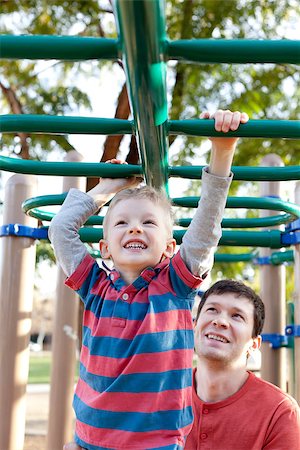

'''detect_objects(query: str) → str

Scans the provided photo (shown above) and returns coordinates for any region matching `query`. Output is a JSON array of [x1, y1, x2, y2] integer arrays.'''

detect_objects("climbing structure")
[[0, 1, 300, 449]]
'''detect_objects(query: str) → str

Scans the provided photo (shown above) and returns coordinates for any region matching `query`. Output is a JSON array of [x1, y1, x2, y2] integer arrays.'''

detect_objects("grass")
[[28, 352, 79, 384]]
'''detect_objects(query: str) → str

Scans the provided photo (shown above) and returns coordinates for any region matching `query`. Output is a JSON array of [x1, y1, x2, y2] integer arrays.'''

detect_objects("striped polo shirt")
[[65, 249, 202, 450]]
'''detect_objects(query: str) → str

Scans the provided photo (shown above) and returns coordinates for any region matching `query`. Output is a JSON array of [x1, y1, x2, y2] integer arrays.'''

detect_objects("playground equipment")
[[0, 1, 300, 449]]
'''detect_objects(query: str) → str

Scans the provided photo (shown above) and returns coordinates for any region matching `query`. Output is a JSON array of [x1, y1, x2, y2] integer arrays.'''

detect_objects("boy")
[[185, 279, 300, 449], [49, 110, 248, 450]]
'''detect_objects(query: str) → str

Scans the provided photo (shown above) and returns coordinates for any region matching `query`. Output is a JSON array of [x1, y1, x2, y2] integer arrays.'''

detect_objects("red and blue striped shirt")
[[66, 250, 203, 449]]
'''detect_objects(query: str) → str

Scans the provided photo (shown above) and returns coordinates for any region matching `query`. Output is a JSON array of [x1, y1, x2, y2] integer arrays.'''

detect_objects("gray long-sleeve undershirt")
[[48, 168, 232, 279]]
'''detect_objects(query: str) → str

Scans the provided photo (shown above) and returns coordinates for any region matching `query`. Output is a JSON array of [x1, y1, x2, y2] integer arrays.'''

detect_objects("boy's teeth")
[[125, 243, 146, 249], [207, 334, 228, 343]]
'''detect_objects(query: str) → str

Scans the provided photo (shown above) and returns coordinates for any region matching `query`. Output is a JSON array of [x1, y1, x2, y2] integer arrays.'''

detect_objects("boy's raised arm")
[[180, 110, 249, 278], [49, 159, 141, 277]]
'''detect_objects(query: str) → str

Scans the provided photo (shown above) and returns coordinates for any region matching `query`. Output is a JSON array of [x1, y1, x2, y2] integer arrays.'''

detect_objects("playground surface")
[[24, 384, 49, 450]]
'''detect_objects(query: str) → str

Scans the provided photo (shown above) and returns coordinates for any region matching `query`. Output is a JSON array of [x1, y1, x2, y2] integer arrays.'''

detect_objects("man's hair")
[[103, 185, 174, 237], [195, 279, 265, 337]]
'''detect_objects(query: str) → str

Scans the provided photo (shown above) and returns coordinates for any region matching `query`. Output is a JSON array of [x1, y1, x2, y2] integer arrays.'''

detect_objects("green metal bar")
[[1, 156, 300, 181], [22, 194, 300, 229], [178, 214, 293, 229], [167, 39, 300, 64], [0, 35, 119, 60], [2, 115, 299, 139], [0, 115, 134, 135], [173, 196, 300, 220], [270, 250, 294, 265], [169, 119, 300, 139], [38, 226, 285, 248], [214, 252, 256, 263], [170, 165, 300, 181], [113, 0, 169, 191]]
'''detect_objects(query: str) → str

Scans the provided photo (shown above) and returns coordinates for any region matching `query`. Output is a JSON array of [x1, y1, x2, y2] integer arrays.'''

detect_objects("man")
[[185, 279, 300, 449]]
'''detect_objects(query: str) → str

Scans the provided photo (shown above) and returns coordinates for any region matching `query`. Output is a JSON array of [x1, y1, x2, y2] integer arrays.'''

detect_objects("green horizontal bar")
[[2, 115, 299, 139], [77, 229, 285, 248], [270, 250, 294, 265], [173, 196, 300, 220], [169, 119, 300, 139], [0, 35, 119, 60], [1, 157, 300, 181], [22, 194, 300, 231], [214, 252, 256, 263], [178, 213, 292, 229], [170, 165, 300, 181], [0, 115, 134, 135], [167, 39, 300, 64]]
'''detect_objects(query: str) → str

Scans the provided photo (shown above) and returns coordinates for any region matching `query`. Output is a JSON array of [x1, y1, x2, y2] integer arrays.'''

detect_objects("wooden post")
[[46, 151, 86, 450], [259, 154, 287, 389], [293, 182, 300, 402], [0, 174, 38, 450]]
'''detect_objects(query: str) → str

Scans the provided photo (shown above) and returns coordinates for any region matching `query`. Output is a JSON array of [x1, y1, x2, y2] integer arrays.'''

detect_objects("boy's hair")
[[195, 279, 265, 337], [103, 185, 174, 237]]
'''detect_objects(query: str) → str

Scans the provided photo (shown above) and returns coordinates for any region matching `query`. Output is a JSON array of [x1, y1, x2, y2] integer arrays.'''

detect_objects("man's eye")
[[233, 313, 244, 320]]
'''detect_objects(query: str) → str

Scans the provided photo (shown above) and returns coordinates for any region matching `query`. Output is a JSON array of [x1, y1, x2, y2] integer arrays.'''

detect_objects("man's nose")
[[212, 316, 229, 328]]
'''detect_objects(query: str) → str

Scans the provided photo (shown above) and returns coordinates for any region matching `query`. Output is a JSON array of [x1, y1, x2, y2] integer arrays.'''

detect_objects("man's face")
[[194, 293, 260, 366], [99, 197, 175, 278]]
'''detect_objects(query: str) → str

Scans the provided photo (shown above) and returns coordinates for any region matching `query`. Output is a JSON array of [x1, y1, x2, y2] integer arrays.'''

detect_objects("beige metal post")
[[293, 182, 300, 402], [259, 154, 287, 389], [46, 151, 86, 450], [0, 174, 38, 450]]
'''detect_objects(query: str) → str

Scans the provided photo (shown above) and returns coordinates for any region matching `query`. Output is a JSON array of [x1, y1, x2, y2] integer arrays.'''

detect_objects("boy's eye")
[[144, 220, 156, 225], [115, 220, 126, 226], [206, 307, 216, 312]]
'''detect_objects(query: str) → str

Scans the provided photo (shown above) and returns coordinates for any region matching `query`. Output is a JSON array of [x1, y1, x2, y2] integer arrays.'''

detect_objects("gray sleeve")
[[180, 167, 232, 277], [48, 188, 98, 277]]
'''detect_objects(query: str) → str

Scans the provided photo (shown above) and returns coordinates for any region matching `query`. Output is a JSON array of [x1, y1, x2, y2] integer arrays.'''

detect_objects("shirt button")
[[201, 433, 208, 440], [203, 408, 209, 414], [122, 293, 129, 301], [110, 274, 114, 280]]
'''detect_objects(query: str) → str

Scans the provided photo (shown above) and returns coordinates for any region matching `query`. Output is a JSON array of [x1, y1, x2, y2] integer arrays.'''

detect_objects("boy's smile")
[[99, 198, 176, 284]]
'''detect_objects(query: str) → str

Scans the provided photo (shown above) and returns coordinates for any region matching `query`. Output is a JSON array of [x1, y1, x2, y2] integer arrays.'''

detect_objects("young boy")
[[49, 110, 248, 450]]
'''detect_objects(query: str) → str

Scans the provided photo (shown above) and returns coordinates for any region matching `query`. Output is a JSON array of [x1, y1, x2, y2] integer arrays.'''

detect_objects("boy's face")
[[194, 293, 261, 367], [99, 197, 176, 281]]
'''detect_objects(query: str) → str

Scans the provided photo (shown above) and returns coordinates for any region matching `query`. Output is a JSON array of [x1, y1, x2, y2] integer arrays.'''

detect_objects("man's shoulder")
[[249, 372, 299, 409]]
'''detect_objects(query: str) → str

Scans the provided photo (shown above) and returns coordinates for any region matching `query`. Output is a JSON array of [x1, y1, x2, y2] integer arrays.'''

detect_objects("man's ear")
[[247, 335, 262, 356], [163, 238, 176, 258], [99, 239, 111, 259]]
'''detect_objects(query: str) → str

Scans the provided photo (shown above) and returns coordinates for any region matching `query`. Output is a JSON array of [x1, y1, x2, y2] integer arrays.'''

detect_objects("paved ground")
[[24, 384, 49, 450]]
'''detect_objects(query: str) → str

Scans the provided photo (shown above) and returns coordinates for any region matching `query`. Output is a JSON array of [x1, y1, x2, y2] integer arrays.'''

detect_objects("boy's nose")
[[129, 224, 142, 234]]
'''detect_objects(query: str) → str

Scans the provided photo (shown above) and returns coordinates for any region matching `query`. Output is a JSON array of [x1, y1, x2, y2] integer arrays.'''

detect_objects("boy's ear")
[[99, 239, 111, 259], [163, 238, 176, 258]]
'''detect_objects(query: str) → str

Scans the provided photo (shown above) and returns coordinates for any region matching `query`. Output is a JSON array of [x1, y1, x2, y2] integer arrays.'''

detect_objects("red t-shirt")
[[185, 369, 300, 450]]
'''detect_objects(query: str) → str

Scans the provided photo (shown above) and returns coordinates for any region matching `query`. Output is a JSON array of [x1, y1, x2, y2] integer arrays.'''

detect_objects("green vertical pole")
[[113, 0, 169, 192]]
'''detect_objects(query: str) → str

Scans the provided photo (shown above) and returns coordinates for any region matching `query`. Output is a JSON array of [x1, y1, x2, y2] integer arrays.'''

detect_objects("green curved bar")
[[114, 0, 169, 191], [22, 194, 300, 229], [0, 35, 119, 60], [167, 40, 300, 64], [173, 196, 300, 221], [1, 156, 299, 181], [169, 119, 300, 139], [0, 115, 134, 135]]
